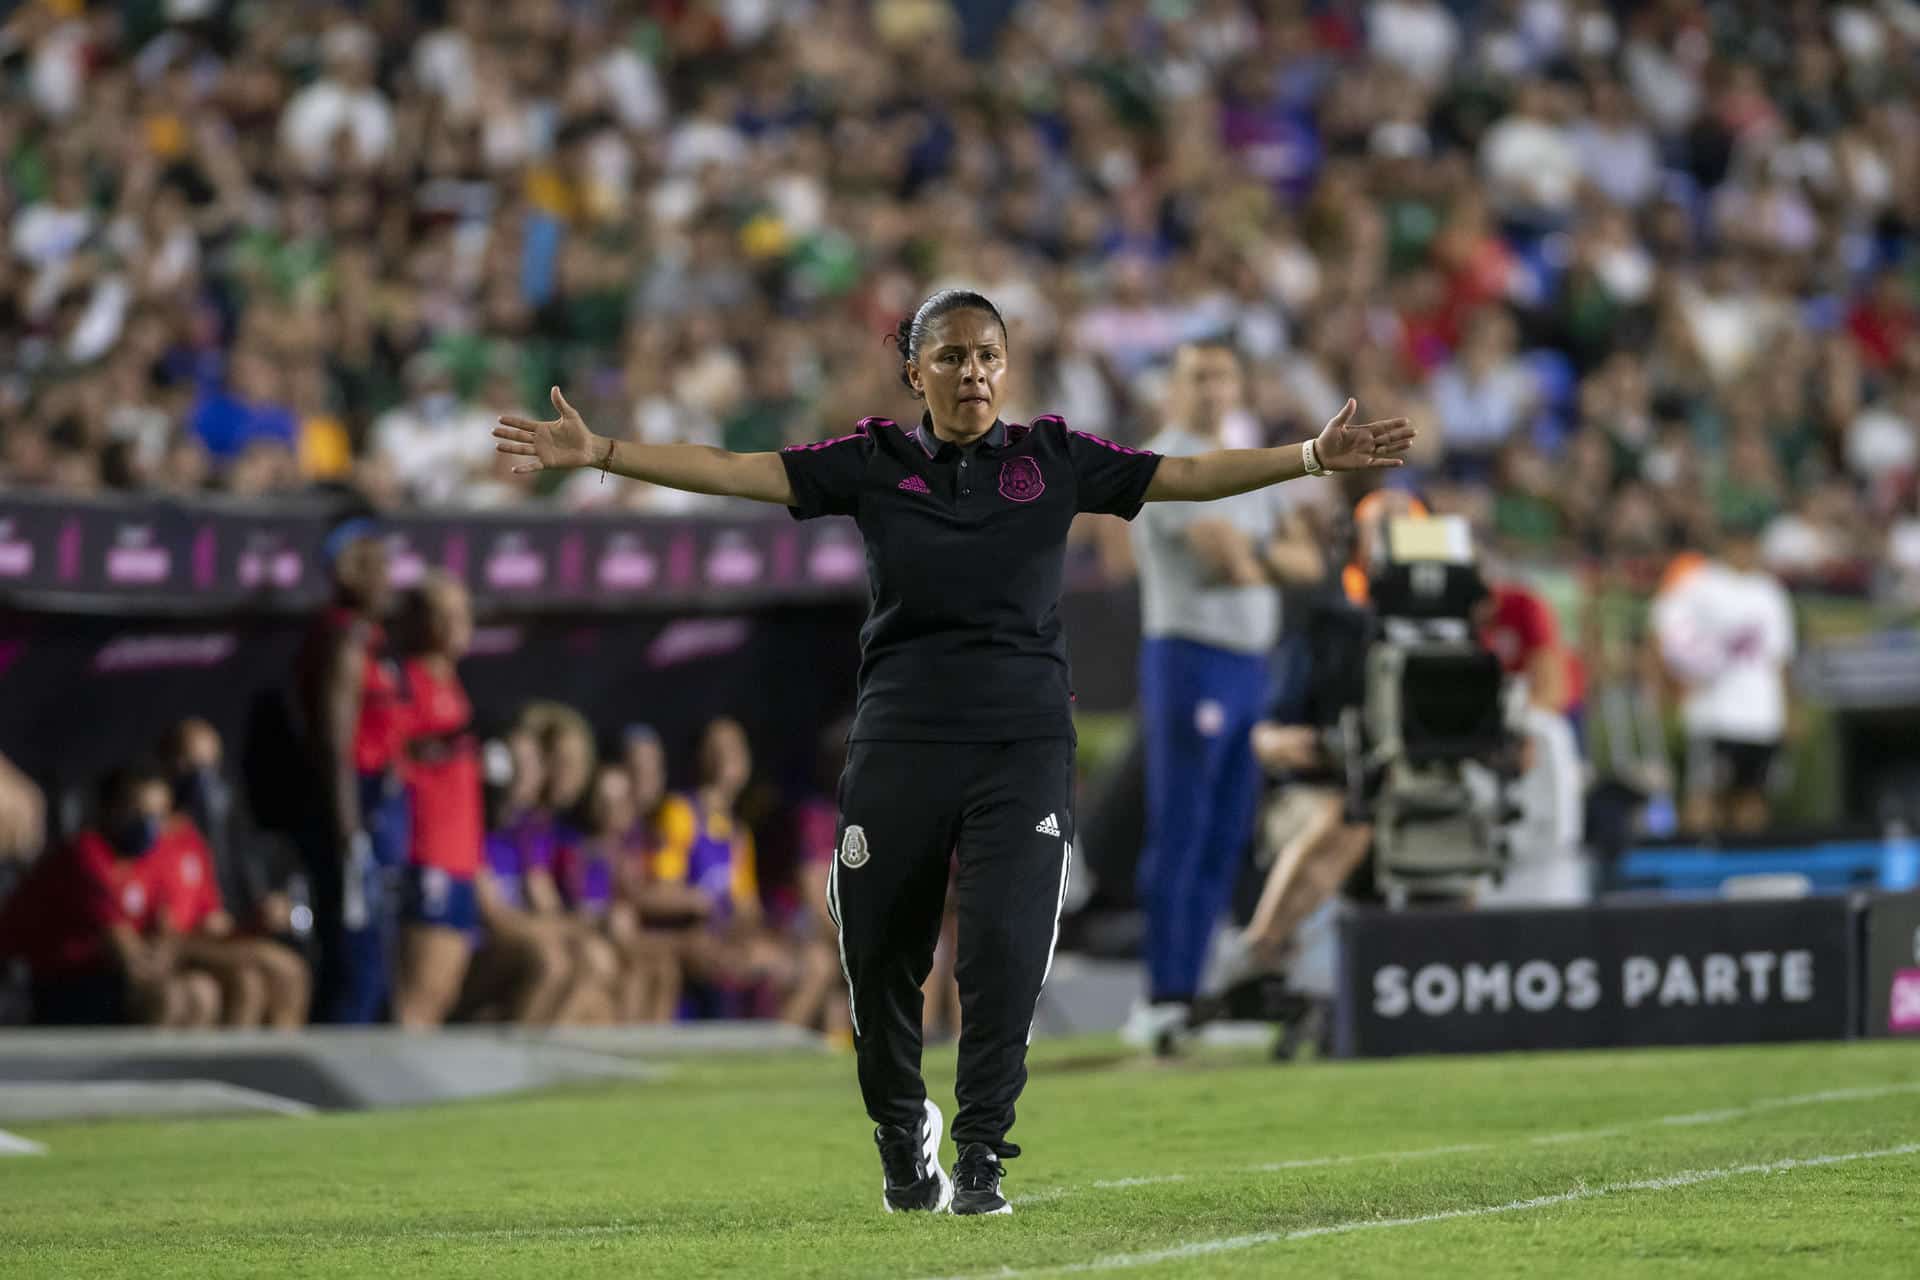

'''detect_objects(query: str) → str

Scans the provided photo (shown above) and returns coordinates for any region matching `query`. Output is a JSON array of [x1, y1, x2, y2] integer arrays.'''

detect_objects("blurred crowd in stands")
[[1, 0, 1918, 600]]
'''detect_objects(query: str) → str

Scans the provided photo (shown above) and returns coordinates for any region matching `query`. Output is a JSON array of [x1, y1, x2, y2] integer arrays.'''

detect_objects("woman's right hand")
[[493, 386, 603, 473]]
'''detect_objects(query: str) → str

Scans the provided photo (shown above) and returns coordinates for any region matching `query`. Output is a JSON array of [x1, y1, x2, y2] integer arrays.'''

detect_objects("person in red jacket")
[[391, 573, 485, 1028], [0, 763, 220, 1027]]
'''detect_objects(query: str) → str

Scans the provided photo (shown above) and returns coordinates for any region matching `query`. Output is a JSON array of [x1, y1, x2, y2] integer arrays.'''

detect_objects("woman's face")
[[546, 728, 595, 811], [336, 538, 392, 614], [588, 766, 637, 837], [506, 731, 544, 809], [699, 720, 752, 797], [428, 581, 473, 657], [625, 737, 665, 813], [908, 308, 1008, 438]]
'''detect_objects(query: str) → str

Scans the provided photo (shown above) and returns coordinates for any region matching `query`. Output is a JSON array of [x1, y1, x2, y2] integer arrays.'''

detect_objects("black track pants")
[[827, 739, 1074, 1158]]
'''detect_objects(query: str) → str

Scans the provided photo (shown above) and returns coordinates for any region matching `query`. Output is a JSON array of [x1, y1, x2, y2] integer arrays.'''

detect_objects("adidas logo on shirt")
[[1035, 813, 1061, 836]]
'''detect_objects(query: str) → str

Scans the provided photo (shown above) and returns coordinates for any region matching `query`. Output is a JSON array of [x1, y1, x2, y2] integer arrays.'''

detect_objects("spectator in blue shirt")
[[189, 347, 299, 462]]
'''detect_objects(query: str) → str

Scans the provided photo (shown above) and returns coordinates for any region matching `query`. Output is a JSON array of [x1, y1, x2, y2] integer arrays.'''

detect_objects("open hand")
[[493, 386, 601, 473], [1316, 399, 1416, 471]]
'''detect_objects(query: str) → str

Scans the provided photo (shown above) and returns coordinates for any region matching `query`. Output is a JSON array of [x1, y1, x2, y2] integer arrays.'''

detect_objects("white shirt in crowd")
[[1652, 560, 1796, 744], [11, 201, 94, 270], [1368, 0, 1460, 87], [1428, 360, 1536, 454], [371, 396, 498, 506], [1482, 114, 1582, 215], [280, 79, 396, 176], [1570, 119, 1661, 208]]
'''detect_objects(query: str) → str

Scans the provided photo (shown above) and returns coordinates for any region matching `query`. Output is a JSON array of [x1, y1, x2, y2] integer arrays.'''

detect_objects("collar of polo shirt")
[[915, 412, 1007, 458]]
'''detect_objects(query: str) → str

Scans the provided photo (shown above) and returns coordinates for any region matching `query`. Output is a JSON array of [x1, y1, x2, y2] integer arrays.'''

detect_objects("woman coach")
[[493, 289, 1414, 1216]]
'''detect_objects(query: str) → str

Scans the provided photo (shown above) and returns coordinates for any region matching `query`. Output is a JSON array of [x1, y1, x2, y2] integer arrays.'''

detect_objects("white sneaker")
[[877, 1099, 953, 1213], [1119, 1000, 1190, 1056]]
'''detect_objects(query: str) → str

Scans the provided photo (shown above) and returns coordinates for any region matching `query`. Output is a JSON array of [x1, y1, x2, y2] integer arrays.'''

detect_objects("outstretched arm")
[[1144, 400, 1414, 503], [494, 387, 795, 505]]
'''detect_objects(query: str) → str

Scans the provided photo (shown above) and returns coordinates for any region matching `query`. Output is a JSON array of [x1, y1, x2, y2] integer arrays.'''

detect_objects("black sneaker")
[[876, 1099, 952, 1214], [951, 1142, 1012, 1216]]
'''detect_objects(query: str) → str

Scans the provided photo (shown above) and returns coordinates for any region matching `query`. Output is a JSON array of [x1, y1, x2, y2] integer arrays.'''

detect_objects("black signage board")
[[1336, 897, 1857, 1057]]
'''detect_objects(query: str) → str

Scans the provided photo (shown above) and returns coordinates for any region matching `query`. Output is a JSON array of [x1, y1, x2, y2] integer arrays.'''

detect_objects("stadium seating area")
[[1, 0, 1916, 595], [3, 1, 1919, 1031]]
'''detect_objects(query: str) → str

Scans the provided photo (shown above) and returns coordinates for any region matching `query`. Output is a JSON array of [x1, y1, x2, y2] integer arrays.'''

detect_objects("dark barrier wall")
[[0, 493, 1123, 615], [0, 605, 863, 826], [0, 493, 871, 614], [1335, 898, 1858, 1057], [1863, 892, 1920, 1038]]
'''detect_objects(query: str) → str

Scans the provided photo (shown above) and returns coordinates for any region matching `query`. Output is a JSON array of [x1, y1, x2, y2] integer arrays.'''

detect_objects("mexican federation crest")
[[998, 456, 1045, 503], [839, 824, 871, 869]]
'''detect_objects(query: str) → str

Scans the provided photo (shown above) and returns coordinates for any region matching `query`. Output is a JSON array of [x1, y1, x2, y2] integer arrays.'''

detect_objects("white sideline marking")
[[1010, 1080, 1920, 1206], [927, 1144, 1920, 1280], [0, 1128, 46, 1156], [1253, 1141, 1491, 1173]]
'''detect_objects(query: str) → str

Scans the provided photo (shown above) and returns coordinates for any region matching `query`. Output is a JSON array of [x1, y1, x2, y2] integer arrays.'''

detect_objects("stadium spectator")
[[391, 574, 484, 1029], [0, 762, 221, 1028], [1428, 308, 1537, 481], [370, 352, 502, 508], [1652, 522, 1798, 834], [278, 23, 395, 179], [187, 345, 300, 475]]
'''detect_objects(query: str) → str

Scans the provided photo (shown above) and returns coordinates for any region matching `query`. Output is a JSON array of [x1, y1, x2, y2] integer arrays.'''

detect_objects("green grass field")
[[2, 1037, 1916, 1279]]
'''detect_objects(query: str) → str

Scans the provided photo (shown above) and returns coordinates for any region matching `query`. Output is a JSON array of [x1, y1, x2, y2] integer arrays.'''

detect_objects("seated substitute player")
[[559, 763, 683, 1023], [460, 725, 580, 1025], [650, 718, 808, 1020], [512, 708, 623, 1024], [151, 802, 312, 1031], [0, 763, 222, 1027], [493, 287, 1411, 1215]]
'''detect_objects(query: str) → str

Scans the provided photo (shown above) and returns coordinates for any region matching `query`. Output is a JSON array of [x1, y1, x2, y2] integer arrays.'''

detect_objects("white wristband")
[[1302, 438, 1326, 477]]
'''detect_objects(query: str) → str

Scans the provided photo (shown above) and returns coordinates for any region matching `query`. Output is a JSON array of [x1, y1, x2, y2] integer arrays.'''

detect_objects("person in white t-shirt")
[[1651, 523, 1796, 833]]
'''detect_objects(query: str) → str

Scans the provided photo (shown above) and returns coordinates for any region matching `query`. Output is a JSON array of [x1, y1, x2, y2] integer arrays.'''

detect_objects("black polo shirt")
[[780, 414, 1162, 742]]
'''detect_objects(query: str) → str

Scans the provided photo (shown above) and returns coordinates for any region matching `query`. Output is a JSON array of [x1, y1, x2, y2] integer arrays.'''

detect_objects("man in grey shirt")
[[1124, 340, 1326, 1052]]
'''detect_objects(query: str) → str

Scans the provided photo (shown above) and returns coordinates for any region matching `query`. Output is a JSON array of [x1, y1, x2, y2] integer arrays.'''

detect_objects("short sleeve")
[[730, 829, 759, 910], [650, 796, 697, 883], [1514, 591, 1558, 652], [779, 422, 875, 521], [1052, 417, 1162, 519]]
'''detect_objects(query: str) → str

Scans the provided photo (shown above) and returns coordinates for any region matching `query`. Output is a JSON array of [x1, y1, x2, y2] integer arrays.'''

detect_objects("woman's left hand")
[[1316, 399, 1416, 471]]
